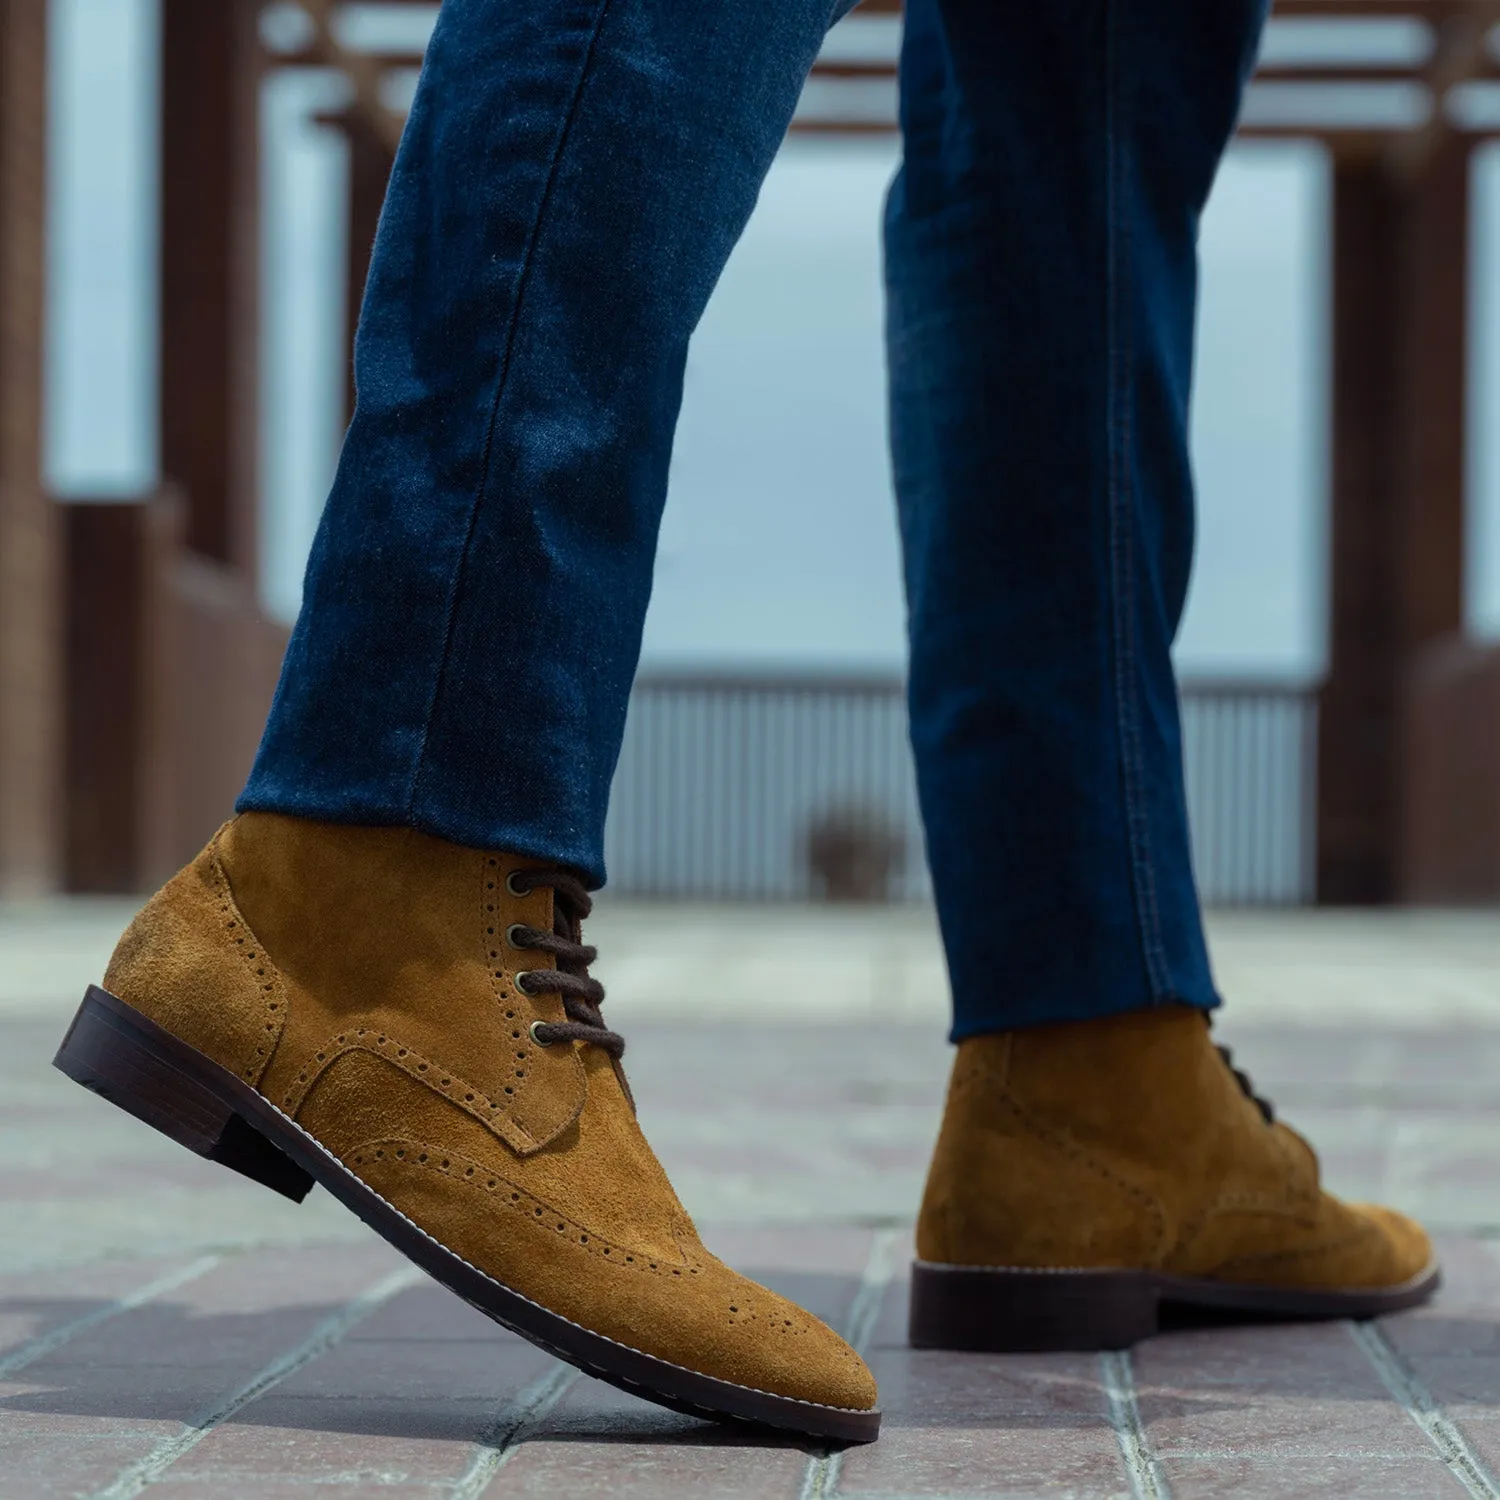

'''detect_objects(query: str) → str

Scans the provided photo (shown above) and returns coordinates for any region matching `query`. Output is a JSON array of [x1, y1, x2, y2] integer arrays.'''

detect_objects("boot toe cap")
[[1226, 1198, 1437, 1292], [1347, 1202, 1436, 1287], [666, 1262, 879, 1412]]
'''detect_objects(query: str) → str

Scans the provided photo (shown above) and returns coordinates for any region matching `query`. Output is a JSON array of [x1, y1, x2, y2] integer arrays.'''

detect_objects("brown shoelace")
[[1217, 1043, 1275, 1124], [508, 868, 625, 1059]]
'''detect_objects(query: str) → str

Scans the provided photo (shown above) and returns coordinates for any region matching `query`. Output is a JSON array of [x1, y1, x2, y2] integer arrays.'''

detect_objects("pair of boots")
[[55, 816, 1436, 1444]]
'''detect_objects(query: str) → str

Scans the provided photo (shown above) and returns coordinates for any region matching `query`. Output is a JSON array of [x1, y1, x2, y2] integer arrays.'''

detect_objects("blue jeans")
[[241, 0, 1270, 1038]]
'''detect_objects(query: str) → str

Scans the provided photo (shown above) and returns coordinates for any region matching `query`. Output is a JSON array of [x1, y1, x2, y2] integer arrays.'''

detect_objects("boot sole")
[[54, 986, 880, 1445], [909, 1256, 1441, 1352]]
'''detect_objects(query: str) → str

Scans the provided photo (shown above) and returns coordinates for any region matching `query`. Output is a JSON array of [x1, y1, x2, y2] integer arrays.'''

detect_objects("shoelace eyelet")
[[528, 1020, 555, 1047], [495, 867, 626, 1065]]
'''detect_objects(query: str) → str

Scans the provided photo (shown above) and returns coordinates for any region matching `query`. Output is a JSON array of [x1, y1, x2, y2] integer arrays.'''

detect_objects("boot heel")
[[54, 986, 314, 1203], [908, 1261, 1162, 1352]]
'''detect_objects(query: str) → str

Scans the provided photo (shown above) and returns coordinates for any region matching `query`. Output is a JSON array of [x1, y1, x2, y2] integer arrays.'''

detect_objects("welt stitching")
[[255, 1092, 869, 1414], [404, 0, 618, 813], [1103, 0, 1170, 999]]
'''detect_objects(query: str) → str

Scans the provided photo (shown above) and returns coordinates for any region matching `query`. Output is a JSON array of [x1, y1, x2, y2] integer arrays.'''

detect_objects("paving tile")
[[1134, 1316, 1480, 1500], [0, 1241, 408, 1498], [1164, 1453, 1467, 1498], [1373, 1236, 1500, 1369], [490, 1378, 814, 1500], [1137, 1322, 1432, 1461], [0, 1155, 255, 1201], [1415, 1414, 1500, 1483], [840, 1415, 1131, 1499], [840, 1262, 1128, 1498], [144, 1481, 443, 1500], [6, 905, 1500, 1496], [1400, 1334, 1500, 1404], [148, 1286, 562, 1499], [0, 1253, 213, 1365], [1366, 1239, 1500, 1477]]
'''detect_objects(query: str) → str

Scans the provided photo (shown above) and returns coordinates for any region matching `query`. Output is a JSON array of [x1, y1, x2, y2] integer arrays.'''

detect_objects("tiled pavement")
[[1, 900, 1499, 1497]]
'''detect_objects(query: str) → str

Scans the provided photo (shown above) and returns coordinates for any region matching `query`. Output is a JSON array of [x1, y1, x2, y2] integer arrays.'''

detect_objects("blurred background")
[[2, 0, 1499, 910], [4, 17, 1500, 1478]]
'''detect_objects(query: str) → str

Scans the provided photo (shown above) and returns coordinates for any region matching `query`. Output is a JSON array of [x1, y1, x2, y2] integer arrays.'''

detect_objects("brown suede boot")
[[53, 814, 878, 1442], [910, 1005, 1437, 1351]]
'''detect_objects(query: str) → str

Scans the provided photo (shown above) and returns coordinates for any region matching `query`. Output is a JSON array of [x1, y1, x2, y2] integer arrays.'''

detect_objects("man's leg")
[[886, 0, 1437, 1350], [53, 0, 880, 1441], [242, 0, 843, 884]]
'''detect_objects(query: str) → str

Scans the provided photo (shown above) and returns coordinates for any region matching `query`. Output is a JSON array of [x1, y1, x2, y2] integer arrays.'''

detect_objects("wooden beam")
[[1387, 0, 1500, 180], [298, 0, 406, 154], [1394, 135, 1470, 650], [263, 3, 1500, 150], [1318, 157, 1403, 904], [0, 0, 56, 894], [62, 498, 181, 893]]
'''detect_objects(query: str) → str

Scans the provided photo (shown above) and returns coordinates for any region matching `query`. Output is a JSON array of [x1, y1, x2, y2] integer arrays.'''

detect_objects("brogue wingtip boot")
[[908, 1005, 1437, 1353], [54, 813, 879, 1442]]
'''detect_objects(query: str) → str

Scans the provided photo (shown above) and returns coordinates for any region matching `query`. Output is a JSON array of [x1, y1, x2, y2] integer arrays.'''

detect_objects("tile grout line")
[[0, 1254, 221, 1382], [448, 1362, 580, 1499], [1101, 1349, 1172, 1500], [799, 1227, 902, 1500], [87, 1262, 425, 1500], [1349, 1319, 1500, 1500]]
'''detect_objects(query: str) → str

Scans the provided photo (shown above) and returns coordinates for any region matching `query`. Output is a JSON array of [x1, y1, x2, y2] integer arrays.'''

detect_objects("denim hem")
[[947, 985, 1223, 1045], [235, 786, 607, 886]]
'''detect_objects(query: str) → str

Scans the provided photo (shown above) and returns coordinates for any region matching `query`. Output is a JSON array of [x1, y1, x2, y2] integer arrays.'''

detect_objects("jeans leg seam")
[[1104, 0, 1171, 1000], [403, 0, 618, 820]]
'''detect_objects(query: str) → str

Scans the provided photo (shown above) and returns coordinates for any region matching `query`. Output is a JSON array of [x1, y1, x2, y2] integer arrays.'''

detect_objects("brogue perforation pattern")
[[209, 846, 286, 1087]]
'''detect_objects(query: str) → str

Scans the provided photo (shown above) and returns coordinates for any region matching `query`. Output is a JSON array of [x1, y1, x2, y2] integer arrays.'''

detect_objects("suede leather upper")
[[104, 814, 876, 1413], [917, 1005, 1433, 1291]]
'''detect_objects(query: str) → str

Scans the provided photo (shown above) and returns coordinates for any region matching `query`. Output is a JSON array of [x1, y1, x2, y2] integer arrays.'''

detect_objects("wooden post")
[[63, 496, 181, 893], [1317, 137, 1471, 903], [0, 0, 55, 894], [1392, 135, 1469, 655], [1318, 151, 1404, 904], [160, 0, 261, 574]]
